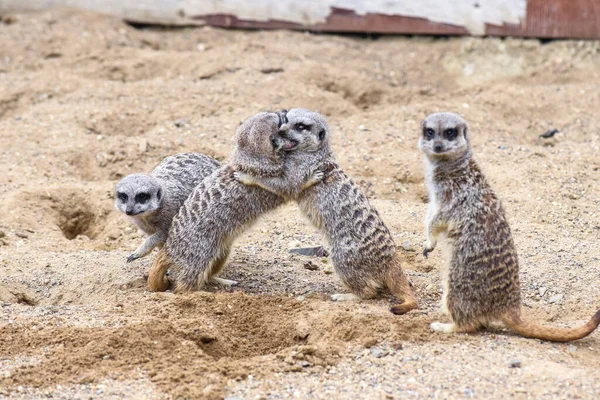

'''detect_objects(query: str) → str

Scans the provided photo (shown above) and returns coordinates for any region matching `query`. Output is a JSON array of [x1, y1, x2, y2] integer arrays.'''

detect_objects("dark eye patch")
[[423, 128, 435, 139], [295, 123, 311, 131], [443, 128, 458, 140], [117, 192, 128, 202], [135, 192, 151, 203]]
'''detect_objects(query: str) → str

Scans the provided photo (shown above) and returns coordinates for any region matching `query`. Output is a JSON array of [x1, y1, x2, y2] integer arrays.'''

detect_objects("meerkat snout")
[[114, 174, 163, 217], [419, 112, 470, 160]]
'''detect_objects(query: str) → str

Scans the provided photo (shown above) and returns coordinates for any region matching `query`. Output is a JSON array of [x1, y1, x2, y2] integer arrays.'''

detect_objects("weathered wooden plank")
[[1, 0, 599, 39]]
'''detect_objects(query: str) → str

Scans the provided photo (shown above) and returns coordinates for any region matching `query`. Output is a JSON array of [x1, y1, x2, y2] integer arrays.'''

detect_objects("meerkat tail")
[[147, 248, 173, 292], [386, 259, 419, 315], [501, 308, 600, 342]]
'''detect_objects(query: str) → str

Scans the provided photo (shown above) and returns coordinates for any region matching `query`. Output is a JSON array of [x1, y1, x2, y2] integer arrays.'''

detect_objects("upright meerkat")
[[147, 111, 323, 292], [114, 153, 220, 263], [420, 112, 600, 341], [235, 109, 419, 314]]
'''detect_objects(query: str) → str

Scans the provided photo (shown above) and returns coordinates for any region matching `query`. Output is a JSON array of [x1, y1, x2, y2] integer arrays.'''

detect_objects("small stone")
[[538, 287, 547, 296], [174, 118, 188, 128], [303, 261, 318, 271], [287, 240, 303, 249], [509, 359, 521, 368], [299, 360, 310, 368], [549, 294, 563, 303], [138, 138, 148, 153], [15, 231, 28, 238], [0, 230, 5, 238], [568, 345, 577, 354], [362, 337, 377, 348], [323, 266, 334, 275], [370, 348, 388, 358], [392, 342, 403, 351], [102, 355, 110, 360], [401, 240, 413, 252], [290, 246, 329, 257]]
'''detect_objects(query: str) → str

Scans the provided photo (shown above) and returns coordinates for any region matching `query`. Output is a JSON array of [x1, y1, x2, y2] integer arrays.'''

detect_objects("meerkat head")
[[235, 111, 297, 160], [114, 174, 163, 217], [279, 108, 330, 153], [419, 112, 470, 161]]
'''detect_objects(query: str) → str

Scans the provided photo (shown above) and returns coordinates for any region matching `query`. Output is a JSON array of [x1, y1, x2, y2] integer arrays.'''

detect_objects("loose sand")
[[0, 8, 599, 400]]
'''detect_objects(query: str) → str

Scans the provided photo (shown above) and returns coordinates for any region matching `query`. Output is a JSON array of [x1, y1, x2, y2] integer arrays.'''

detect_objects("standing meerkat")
[[420, 112, 600, 341], [114, 153, 220, 263], [148, 111, 324, 292], [235, 109, 419, 314]]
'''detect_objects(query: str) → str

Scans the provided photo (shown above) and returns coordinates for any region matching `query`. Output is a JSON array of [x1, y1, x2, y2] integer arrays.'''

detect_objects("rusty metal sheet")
[[192, 1, 600, 39], [1, 0, 599, 39]]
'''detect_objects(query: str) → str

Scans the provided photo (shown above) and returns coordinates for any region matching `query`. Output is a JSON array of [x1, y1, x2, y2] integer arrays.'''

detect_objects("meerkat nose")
[[434, 143, 444, 153], [126, 209, 134, 215]]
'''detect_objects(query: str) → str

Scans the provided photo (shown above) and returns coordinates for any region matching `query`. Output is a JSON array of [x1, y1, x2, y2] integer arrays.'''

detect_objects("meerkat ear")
[[157, 188, 163, 201], [462, 124, 470, 142]]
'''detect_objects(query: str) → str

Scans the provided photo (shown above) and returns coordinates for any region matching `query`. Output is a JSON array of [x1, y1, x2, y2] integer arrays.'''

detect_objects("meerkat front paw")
[[126, 253, 140, 263], [233, 171, 256, 186], [423, 240, 436, 258]]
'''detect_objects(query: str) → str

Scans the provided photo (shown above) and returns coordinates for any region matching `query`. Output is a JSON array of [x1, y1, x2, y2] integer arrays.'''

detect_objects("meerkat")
[[114, 153, 220, 263], [420, 112, 600, 341], [234, 109, 419, 314], [147, 110, 324, 292]]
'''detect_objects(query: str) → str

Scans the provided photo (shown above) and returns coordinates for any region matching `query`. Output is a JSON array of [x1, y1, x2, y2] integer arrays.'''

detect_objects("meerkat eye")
[[424, 128, 435, 139], [318, 129, 326, 141], [444, 128, 458, 140], [117, 192, 128, 202], [295, 123, 310, 131], [135, 192, 151, 203]]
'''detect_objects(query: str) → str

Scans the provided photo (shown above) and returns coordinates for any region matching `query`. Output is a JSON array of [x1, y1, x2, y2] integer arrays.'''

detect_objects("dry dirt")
[[1, 8, 600, 400]]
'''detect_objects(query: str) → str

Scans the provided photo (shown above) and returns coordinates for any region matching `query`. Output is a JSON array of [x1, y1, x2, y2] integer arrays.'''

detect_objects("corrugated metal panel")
[[1, 0, 599, 39], [192, 1, 600, 39]]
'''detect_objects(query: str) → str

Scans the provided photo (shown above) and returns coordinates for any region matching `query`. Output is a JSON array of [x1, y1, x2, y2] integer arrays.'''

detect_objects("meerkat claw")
[[423, 247, 431, 258], [126, 254, 139, 263], [233, 171, 254, 185]]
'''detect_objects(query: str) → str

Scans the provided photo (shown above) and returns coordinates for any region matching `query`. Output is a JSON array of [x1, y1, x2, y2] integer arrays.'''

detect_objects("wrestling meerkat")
[[235, 109, 418, 314], [147, 111, 324, 292], [114, 153, 220, 263], [420, 112, 600, 341]]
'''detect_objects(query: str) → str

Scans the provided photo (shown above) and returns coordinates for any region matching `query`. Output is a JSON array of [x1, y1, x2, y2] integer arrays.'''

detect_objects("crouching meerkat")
[[147, 110, 324, 292], [235, 109, 419, 314], [114, 153, 220, 263], [420, 112, 600, 341]]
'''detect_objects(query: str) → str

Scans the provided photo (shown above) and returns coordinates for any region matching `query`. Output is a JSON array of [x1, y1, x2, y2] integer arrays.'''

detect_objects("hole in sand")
[[57, 202, 98, 240]]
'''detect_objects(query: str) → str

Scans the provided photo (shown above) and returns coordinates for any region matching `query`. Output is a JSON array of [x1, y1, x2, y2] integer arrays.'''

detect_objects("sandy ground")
[[1, 8, 600, 400]]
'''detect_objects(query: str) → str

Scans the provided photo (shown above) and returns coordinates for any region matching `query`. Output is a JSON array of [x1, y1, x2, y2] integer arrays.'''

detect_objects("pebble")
[[15, 231, 28, 238], [548, 294, 563, 303], [401, 240, 413, 252], [138, 138, 148, 152], [299, 360, 310, 368], [370, 348, 389, 358], [174, 118, 188, 128], [362, 337, 378, 348], [0, 230, 5, 238], [509, 359, 522, 368], [303, 261, 318, 271], [538, 287, 547, 296]]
